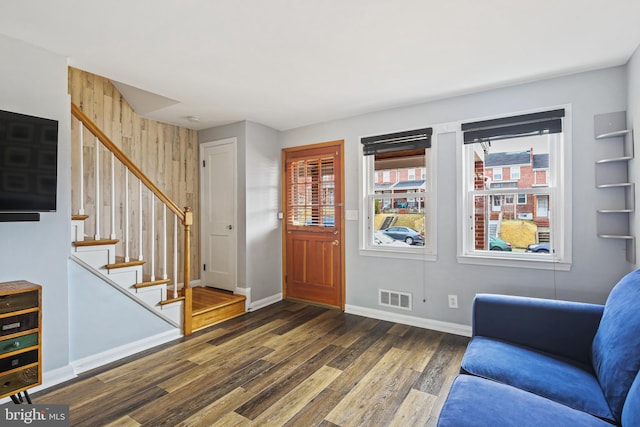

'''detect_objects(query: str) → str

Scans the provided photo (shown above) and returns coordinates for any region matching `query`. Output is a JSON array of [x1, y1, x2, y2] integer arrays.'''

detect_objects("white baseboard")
[[70, 329, 183, 375], [345, 304, 472, 337], [249, 292, 282, 311]]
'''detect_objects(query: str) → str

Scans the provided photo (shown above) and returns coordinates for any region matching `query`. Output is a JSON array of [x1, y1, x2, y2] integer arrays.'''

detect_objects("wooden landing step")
[[190, 287, 246, 332]]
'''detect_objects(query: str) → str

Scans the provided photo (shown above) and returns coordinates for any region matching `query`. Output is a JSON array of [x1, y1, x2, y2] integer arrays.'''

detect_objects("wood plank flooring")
[[32, 301, 469, 426]]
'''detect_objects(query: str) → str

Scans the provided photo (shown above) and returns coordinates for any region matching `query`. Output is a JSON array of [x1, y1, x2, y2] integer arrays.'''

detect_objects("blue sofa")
[[438, 269, 640, 427]]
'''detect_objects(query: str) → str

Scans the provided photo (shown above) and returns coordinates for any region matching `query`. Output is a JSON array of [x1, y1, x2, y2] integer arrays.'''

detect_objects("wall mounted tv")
[[0, 109, 58, 213]]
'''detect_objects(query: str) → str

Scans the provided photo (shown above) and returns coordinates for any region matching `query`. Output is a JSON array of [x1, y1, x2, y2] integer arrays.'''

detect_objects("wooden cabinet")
[[0, 281, 41, 400]]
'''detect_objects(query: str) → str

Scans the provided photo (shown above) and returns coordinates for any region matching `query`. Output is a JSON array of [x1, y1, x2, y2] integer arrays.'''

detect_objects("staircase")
[[70, 103, 245, 336], [380, 215, 397, 230]]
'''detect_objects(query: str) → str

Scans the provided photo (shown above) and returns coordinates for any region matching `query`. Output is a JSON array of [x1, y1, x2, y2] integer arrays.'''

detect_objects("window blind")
[[462, 109, 565, 144], [361, 128, 432, 156]]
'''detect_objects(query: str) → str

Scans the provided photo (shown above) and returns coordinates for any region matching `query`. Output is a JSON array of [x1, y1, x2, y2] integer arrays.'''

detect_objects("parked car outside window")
[[374, 231, 411, 247], [381, 226, 424, 245], [489, 236, 512, 251], [526, 242, 550, 253]]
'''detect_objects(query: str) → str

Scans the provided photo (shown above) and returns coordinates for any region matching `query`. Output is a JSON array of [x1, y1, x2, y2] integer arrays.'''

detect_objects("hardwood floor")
[[32, 301, 469, 426]]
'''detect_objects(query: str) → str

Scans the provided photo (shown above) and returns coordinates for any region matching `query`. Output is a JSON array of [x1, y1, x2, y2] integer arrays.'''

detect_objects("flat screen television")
[[0, 109, 58, 212]]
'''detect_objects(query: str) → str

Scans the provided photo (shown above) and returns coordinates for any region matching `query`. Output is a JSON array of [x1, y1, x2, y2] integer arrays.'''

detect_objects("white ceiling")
[[1, 1, 639, 131]]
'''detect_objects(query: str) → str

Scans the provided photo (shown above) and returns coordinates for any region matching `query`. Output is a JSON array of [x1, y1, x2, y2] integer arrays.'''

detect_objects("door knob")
[[332, 240, 340, 246], [227, 225, 233, 230]]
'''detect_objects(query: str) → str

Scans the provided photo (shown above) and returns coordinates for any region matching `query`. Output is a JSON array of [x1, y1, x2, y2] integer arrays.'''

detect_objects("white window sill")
[[457, 253, 571, 271], [360, 247, 437, 261]]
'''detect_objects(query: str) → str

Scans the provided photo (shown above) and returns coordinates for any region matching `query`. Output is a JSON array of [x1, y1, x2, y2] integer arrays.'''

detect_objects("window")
[[510, 166, 520, 180], [493, 167, 503, 181], [362, 128, 434, 258], [287, 156, 336, 228], [492, 195, 502, 211], [458, 108, 571, 270]]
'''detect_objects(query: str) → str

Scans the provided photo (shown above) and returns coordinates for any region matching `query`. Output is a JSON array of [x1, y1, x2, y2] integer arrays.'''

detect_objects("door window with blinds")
[[362, 128, 435, 256], [458, 107, 571, 270], [287, 156, 336, 229]]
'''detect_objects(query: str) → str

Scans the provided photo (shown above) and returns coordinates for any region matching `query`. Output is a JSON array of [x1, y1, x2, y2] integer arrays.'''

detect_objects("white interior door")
[[200, 138, 237, 291]]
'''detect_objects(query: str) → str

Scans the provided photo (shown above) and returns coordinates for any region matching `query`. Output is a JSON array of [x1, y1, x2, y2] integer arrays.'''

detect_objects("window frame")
[[360, 133, 436, 260], [510, 166, 521, 180], [493, 167, 503, 181], [456, 106, 572, 271]]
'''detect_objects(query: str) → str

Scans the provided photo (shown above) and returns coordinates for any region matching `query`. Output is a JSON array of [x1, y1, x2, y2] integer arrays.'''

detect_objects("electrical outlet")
[[448, 295, 459, 309]]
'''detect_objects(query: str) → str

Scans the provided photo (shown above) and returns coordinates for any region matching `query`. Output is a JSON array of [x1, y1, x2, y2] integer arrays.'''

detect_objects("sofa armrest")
[[473, 294, 604, 366]]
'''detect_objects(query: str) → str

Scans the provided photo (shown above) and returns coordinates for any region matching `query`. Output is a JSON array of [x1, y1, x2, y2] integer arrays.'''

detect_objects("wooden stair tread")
[[71, 214, 89, 221], [135, 276, 172, 289], [74, 238, 119, 247], [160, 296, 185, 306], [106, 257, 145, 270]]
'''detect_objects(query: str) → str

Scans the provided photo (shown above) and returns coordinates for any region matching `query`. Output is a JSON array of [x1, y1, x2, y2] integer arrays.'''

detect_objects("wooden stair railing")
[[71, 103, 194, 335]]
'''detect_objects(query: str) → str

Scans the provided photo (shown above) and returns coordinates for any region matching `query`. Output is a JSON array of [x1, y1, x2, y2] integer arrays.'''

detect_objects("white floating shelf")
[[596, 156, 633, 164], [595, 129, 632, 139], [597, 209, 633, 213], [596, 182, 633, 189]]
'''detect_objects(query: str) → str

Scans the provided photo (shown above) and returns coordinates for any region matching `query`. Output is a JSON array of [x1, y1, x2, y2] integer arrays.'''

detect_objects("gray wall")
[[281, 66, 633, 326], [628, 44, 640, 265], [245, 122, 282, 301], [199, 121, 282, 302], [0, 35, 71, 371], [69, 260, 174, 360]]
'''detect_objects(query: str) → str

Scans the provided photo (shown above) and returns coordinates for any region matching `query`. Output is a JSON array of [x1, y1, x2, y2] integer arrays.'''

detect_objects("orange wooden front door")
[[283, 141, 344, 308]]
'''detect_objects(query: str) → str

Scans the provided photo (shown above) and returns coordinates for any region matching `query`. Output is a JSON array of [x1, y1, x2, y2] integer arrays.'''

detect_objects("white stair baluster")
[[150, 194, 155, 282], [173, 214, 178, 298], [110, 153, 116, 240], [138, 180, 143, 261], [124, 168, 130, 262], [162, 205, 167, 280], [78, 121, 85, 215], [94, 137, 100, 240]]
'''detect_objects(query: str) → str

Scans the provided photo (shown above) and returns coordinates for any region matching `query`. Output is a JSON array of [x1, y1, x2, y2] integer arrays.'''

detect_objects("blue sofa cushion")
[[592, 269, 640, 421], [622, 371, 640, 427], [461, 337, 614, 421], [437, 375, 612, 427], [472, 294, 603, 366]]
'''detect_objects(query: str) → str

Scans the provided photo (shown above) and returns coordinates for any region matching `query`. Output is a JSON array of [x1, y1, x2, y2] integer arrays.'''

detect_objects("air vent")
[[379, 289, 412, 311]]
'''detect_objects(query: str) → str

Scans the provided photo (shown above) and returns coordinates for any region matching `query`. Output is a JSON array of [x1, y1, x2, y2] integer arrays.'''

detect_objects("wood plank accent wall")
[[69, 67, 200, 282]]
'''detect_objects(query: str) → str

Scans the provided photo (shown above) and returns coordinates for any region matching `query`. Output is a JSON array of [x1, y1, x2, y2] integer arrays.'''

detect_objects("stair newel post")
[[138, 180, 143, 261], [94, 137, 101, 240], [173, 214, 178, 299], [110, 152, 116, 240], [150, 194, 155, 282], [162, 205, 167, 280], [124, 168, 130, 262], [78, 120, 85, 216], [183, 207, 193, 336]]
